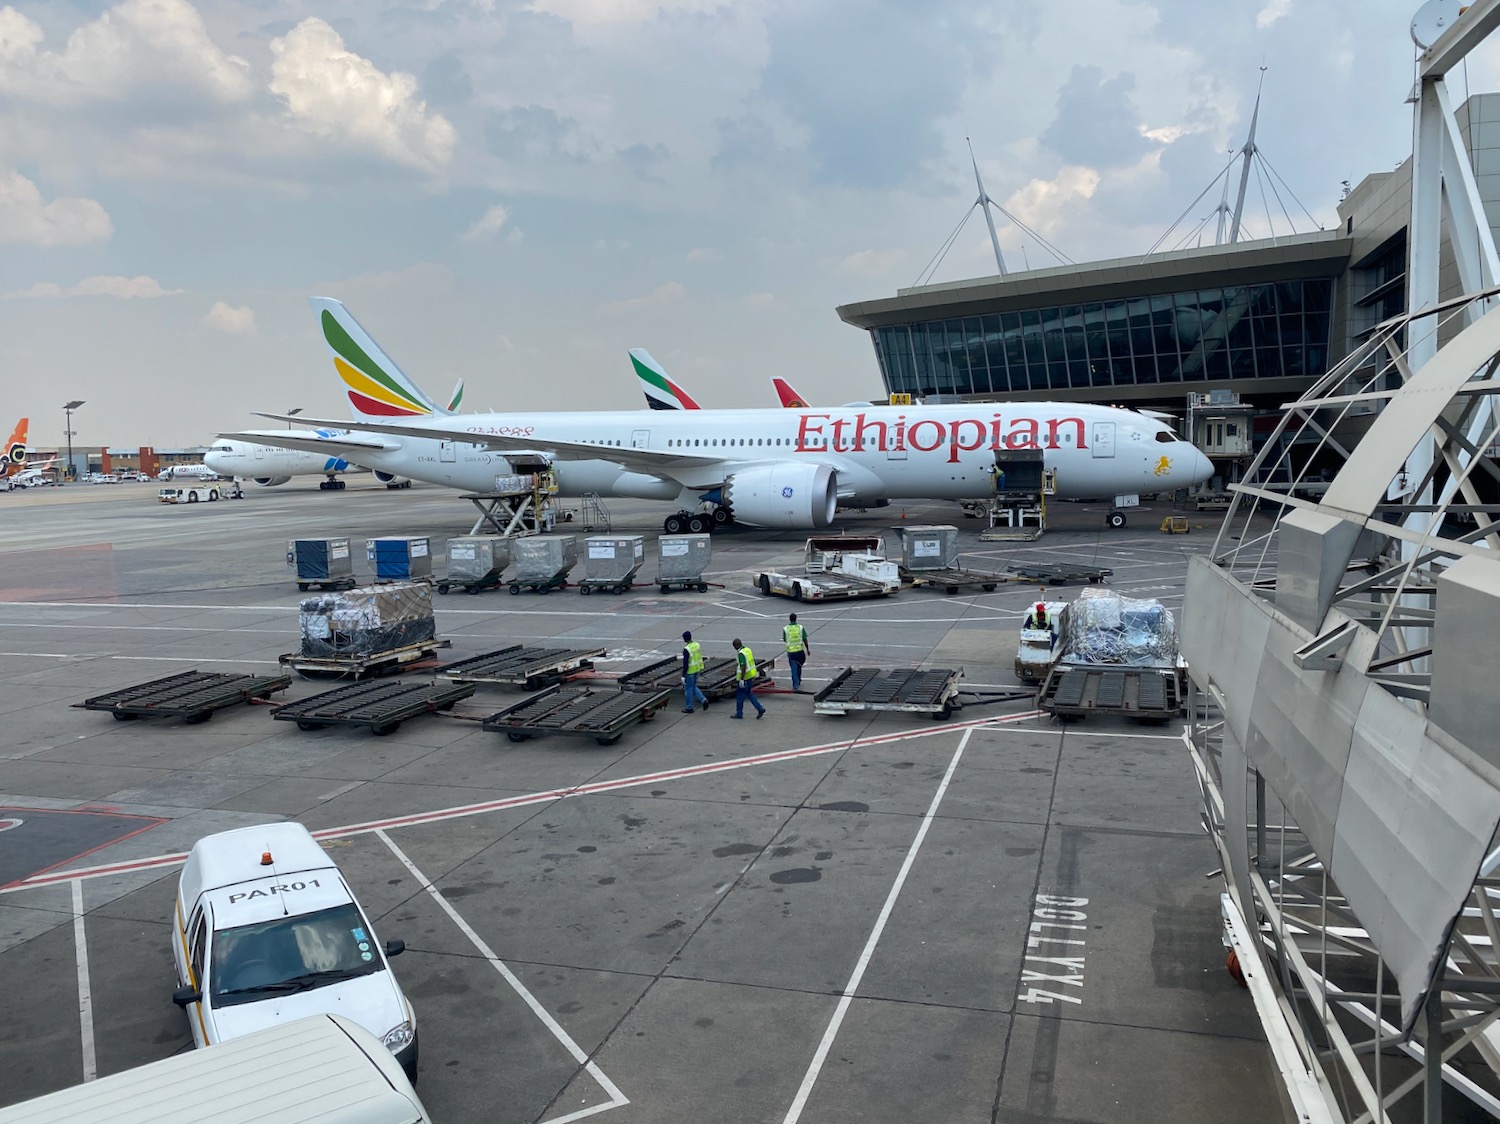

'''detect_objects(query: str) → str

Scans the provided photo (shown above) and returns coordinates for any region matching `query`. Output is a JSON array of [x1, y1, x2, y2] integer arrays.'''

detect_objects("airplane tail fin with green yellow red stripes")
[[310, 297, 443, 421]]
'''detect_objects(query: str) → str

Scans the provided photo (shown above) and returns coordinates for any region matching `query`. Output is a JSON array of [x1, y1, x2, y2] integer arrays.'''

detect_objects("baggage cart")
[[435, 645, 607, 691], [509, 534, 578, 594], [76, 670, 291, 725], [482, 685, 672, 746], [1006, 563, 1114, 585], [578, 534, 645, 595], [288, 538, 356, 592], [438, 535, 511, 594], [656, 533, 711, 592], [273, 679, 476, 735], [618, 654, 777, 700], [813, 667, 964, 720], [366, 537, 432, 581]]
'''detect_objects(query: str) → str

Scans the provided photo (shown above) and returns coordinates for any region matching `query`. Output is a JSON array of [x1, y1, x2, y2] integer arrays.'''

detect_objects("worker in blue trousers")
[[730, 638, 766, 719], [681, 630, 710, 713], [782, 612, 810, 692]]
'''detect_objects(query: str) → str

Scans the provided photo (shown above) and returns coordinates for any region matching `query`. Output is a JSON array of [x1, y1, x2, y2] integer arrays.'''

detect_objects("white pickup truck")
[[755, 534, 902, 602]]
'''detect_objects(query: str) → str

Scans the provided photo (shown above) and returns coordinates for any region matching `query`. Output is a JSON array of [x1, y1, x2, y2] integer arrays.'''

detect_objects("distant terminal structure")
[[834, 91, 1500, 490]]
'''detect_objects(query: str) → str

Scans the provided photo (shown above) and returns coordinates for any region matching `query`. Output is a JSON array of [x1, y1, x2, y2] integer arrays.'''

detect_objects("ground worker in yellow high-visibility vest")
[[731, 638, 765, 719], [680, 630, 710, 713], [782, 612, 811, 692]]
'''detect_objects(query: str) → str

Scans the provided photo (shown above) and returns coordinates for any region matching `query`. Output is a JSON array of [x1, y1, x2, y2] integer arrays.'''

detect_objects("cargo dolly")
[[1006, 563, 1114, 585], [278, 638, 452, 680], [657, 576, 711, 594], [814, 667, 965, 720], [900, 565, 1007, 595], [435, 645, 606, 691], [273, 679, 477, 735], [617, 655, 777, 699], [1036, 664, 1186, 723], [482, 685, 673, 745], [508, 574, 571, 595], [436, 573, 506, 596], [577, 575, 637, 595], [76, 670, 292, 724]]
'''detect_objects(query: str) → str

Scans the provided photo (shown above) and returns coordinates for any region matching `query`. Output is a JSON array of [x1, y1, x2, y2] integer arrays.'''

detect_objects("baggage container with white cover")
[[509, 534, 578, 594], [288, 537, 355, 592], [0, 1014, 431, 1124], [899, 525, 960, 571], [439, 535, 511, 594], [656, 533, 711, 592], [579, 534, 645, 594], [296, 582, 436, 660], [367, 537, 432, 581]]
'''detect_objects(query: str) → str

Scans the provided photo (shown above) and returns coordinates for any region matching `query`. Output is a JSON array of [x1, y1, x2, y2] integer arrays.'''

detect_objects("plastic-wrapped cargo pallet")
[[367, 537, 432, 580], [298, 583, 435, 658], [900, 525, 959, 571], [657, 534, 711, 588], [1061, 587, 1177, 667], [584, 535, 645, 582], [446, 536, 510, 583], [513, 535, 578, 582]]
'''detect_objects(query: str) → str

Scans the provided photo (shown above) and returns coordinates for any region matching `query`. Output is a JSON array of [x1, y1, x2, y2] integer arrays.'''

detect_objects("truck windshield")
[[210, 903, 384, 1006]]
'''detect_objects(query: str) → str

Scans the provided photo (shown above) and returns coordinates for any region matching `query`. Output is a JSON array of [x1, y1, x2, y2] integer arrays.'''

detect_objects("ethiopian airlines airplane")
[[224, 298, 1213, 533]]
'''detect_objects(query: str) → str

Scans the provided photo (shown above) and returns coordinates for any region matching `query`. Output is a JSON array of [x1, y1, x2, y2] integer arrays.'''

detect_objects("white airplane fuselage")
[[276, 402, 1211, 506], [204, 438, 359, 485]]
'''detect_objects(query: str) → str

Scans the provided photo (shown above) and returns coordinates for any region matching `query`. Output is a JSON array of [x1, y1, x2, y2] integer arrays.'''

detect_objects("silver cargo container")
[[584, 535, 646, 583], [445, 535, 511, 583], [657, 534, 712, 580], [512, 534, 579, 582], [900, 525, 960, 571]]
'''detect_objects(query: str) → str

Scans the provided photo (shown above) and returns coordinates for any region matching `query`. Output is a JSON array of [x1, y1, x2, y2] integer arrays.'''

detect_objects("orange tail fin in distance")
[[771, 377, 809, 409], [1, 418, 28, 478]]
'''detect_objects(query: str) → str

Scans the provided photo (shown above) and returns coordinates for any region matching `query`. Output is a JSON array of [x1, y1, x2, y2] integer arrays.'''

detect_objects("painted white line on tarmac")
[[781, 726, 973, 1124], [4, 711, 1045, 895], [376, 830, 628, 1124], [317, 781, 364, 802], [72, 879, 97, 1082]]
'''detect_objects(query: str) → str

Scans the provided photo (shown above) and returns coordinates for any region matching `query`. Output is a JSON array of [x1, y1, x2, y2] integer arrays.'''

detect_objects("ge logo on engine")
[[781, 486, 794, 498]]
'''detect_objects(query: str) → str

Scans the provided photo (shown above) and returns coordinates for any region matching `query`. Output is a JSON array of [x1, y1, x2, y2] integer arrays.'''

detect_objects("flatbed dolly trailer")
[[617, 654, 777, 699], [274, 679, 476, 735], [76, 670, 291, 724], [1036, 662, 1187, 722], [1006, 563, 1114, 586], [756, 534, 901, 602], [435, 644, 606, 691], [482, 685, 673, 745], [278, 637, 451, 680], [901, 566, 1006, 595], [814, 667, 965, 720]]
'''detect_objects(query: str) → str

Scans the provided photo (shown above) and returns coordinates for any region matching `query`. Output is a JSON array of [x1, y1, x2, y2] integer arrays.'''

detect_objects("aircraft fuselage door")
[[631, 429, 650, 449], [253, 445, 264, 460], [440, 441, 456, 463], [1091, 421, 1116, 458]]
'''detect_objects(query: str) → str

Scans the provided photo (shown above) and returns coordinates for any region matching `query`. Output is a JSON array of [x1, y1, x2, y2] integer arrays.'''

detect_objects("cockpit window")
[[1154, 430, 1179, 444], [211, 444, 233, 452]]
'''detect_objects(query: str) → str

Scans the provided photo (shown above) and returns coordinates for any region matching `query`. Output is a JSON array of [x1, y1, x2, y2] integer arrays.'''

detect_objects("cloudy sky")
[[0, 0, 1484, 447]]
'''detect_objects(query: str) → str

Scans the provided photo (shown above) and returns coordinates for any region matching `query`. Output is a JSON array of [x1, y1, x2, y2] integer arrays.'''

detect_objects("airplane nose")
[[1187, 446, 1213, 485]]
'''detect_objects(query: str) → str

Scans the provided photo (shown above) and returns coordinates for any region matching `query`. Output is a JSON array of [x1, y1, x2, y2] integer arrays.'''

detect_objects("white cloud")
[[5, 275, 180, 299], [202, 300, 254, 332], [1003, 165, 1102, 237], [528, 0, 734, 28], [269, 19, 457, 173], [1256, 0, 1293, 29], [462, 203, 510, 242], [830, 248, 905, 278], [605, 280, 686, 311], [686, 247, 720, 263], [0, 0, 252, 104], [0, 168, 113, 246]]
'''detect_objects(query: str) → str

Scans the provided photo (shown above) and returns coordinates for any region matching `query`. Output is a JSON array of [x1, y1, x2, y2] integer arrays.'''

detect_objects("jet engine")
[[374, 471, 412, 490], [251, 476, 291, 487], [722, 462, 836, 529]]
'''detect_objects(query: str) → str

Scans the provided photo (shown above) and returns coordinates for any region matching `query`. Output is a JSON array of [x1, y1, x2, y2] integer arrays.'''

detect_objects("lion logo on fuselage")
[[1153, 455, 1172, 477]]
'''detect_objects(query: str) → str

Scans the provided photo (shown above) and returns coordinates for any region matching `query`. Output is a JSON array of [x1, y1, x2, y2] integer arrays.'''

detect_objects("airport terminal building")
[[834, 93, 1500, 460]]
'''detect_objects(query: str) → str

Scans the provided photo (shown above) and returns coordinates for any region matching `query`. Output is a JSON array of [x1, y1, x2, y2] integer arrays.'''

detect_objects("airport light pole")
[[63, 400, 85, 481], [287, 407, 303, 430]]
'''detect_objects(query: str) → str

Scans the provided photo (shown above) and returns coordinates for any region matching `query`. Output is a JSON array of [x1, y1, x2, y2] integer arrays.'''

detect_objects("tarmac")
[[0, 479, 1286, 1123]]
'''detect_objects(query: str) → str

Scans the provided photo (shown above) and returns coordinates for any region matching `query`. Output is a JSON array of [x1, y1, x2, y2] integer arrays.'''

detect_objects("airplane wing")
[[254, 414, 727, 480], [218, 430, 394, 457]]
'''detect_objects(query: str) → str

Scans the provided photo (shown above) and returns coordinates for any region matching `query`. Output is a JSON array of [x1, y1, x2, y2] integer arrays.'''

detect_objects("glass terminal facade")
[[872, 278, 1335, 397]]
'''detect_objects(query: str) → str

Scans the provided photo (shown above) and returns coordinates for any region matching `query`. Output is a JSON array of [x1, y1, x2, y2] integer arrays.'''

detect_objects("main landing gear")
[[663, 507, 733, 535], [319, 479, 347, 491]]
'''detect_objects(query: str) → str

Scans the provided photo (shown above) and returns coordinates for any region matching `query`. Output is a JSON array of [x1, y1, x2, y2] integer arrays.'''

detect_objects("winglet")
[[771, 377, 809, 409], [1, 417, 28, 478], [309, 297, 441, 421], [630, 348, 701, 411]]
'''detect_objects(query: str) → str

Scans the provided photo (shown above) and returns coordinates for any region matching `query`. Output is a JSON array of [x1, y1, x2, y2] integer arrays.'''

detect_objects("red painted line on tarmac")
[[4, 710, 1043, 893]]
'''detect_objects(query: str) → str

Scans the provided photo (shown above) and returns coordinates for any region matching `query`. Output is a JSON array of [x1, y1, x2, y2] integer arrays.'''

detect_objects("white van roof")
[[182, 823, 334, 904], [0, 1015, 428, 1124]]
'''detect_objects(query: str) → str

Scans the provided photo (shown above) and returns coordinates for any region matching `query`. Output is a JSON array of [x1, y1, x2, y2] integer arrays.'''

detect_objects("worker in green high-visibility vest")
[[782, 612, 811, 692], [731, 638, 766, 719], [681, 630, 710, 713]]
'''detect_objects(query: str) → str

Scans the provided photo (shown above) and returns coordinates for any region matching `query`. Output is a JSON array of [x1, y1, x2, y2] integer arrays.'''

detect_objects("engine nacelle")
[[374, 470, 411, 490], [252, 476, 291, 487], [723, 462, 836, 529]]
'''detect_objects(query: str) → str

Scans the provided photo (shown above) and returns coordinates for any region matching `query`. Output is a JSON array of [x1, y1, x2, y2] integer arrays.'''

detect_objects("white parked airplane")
[[223, 298, 1213, 532], [157, 463, 223, 481]]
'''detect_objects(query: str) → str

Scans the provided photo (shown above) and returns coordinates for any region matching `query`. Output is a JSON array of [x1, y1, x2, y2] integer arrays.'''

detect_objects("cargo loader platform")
[[76, 670, 292, 724], [278, 638, 452, 680], [813, 667, 964, 719], [273, 679, 476, 735], [899, 566, 1006, 595], [435, 645, 606, 691], [617, 655, 777, 699], [1037, 664, 1186, 722], [482, 685, 673, 745]]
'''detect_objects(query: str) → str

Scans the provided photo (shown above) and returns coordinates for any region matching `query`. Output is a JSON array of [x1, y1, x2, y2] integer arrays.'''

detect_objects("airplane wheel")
[[1107, 511, 1127, 529], [664, 514, 686, 534], [687, 514, 709, 534], [337, 480, 346, 490], [712, 507, 731, 526]]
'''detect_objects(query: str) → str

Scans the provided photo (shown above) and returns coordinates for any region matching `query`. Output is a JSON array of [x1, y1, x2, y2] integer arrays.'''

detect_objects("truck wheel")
[[208, 490, 219, 501], [759, 575, 771, 595], [792, 582, 803, 602], [697, 582, 708, 593], [509, 584, 520, 595], [580, 584, 592, 596], [297, 582, 309, 592], [187, 492, 198, 503]]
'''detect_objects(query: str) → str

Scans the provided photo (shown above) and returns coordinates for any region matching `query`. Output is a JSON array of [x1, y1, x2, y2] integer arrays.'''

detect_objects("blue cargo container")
[[366, 537, 432, 580]]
